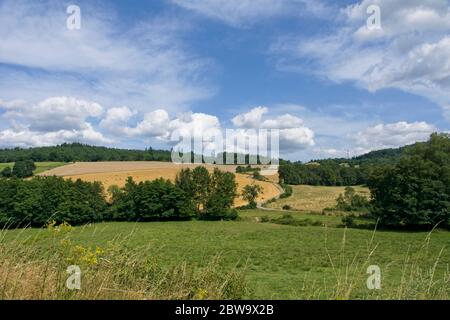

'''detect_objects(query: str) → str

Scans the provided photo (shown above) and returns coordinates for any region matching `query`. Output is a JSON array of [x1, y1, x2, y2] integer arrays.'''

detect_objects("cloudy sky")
[[0, 0, 449, 161]]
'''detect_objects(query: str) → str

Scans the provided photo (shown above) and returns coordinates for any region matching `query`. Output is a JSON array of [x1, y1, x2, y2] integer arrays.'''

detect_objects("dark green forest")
[[0, 143, 172, 163], [368, 133, 450, 228], [279, 141, 414, 186], [279, 162, 370, 186]]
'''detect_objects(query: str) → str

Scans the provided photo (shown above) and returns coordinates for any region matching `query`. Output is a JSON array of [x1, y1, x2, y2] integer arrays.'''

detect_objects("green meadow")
[[2, 208, 449, 299]]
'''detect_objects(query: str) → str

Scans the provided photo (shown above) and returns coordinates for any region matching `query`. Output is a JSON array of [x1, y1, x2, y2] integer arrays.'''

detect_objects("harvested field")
[[40, 162, 281, 207], [266, 185, 370, 213]]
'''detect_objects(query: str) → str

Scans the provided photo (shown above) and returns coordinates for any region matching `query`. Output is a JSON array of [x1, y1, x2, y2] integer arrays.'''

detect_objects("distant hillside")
[[0, 143, 172, 163], [0, 143, 273, 164], [0, 140, 424, 165], [351, 146, 407, 165], [312, 144, 413, 167], [279, 143, 420, 187]]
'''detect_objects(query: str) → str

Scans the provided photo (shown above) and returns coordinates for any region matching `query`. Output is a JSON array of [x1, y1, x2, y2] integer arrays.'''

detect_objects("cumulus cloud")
[[272, 0, 450, 119], [100, 107, 220, 143], [99, 105, 314, 155], [3, 97, 103, 132], [0, 124, 111, 148], [232, 106, 268, 128], [232, 107, 315, 152], [353, 121, 436, 151], [100, 107, 171, 138], [0, 96, 110, 147]]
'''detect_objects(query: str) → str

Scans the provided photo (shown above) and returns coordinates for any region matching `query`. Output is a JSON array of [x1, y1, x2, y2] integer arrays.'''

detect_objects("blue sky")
[[0, 0, 449, 161]]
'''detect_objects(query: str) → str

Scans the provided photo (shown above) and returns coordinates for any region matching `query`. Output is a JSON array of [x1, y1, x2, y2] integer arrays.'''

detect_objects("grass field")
[[0, 162, 67, 175], [39, 162, 281, 207], [1, 170, 448, 299], [1, 210, 449, 299], [266, 185, 370, 213]]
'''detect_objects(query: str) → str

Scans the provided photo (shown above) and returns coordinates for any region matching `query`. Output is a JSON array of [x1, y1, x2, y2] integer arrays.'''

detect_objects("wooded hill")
[[279, 142, 420, 186], [0, 143, 172, 163]]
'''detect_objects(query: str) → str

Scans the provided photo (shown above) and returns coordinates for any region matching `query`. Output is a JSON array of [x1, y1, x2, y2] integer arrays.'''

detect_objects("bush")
[[236, 165, 260, 174], [1, 167, 12, 178], [279, 184, 293, 199], [341, 216, 355, 228], [12, 160, 36, 178], [270, 214, 323, 227], [241, 184, 262, 208], [252, 171, 265, 181], [201, 208, 238, 221], [282, 205, 292, 210], [335, 186, 370, 212]]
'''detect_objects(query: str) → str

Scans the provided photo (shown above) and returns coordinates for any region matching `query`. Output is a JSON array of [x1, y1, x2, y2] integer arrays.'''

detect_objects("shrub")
[[279, 184, 293, 199], [252, 171, 265, 181], [270, 214, 323, 227], [236, 165, 260, 174], [241, 184, 262, 208], [341, 216, 355, 228], [12, 160, 36, 178], [202, 208, 238, 221], [1, 167, 12, 178], [282, 205, 292, 210], [335, 186, 370, 212]]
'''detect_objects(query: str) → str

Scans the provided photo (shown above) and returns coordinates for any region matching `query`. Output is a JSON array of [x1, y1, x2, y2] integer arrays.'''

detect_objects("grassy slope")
[[0, 162, 67, 174], [2, 213, 449, 299]]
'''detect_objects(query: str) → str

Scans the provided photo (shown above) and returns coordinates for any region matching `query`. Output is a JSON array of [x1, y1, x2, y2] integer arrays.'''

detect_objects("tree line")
[[0, 167, 239, 228], [0, 143, 172, 163], [0, 143, 275, 165], [279, 162, 370, 186]]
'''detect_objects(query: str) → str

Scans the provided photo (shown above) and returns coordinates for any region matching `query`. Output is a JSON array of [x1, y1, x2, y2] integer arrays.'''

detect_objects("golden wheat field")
[[40, 162, 281, 207], [266, 185, 370, 212]]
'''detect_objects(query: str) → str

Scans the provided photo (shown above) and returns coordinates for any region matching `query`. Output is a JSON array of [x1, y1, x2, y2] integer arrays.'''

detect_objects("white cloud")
[[2, 96, 103, 132], [232, 106, 268, 128], [0, 124, 112, 148], [170, 0, 331, 27], [3, 97, 103, 132], [100, 107, 137, 135], [0, 0, 213, 113], [353, 121, 436, 151], [100, 105, 314, 154], [101, 107, 221, 145], [232, 106, 315, 152], [0, 96, 110, 147], [272, 0, 450, 119]]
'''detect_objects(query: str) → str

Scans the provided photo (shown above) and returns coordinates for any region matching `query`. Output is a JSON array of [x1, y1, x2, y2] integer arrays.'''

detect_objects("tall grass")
[[0, 221, 448, 300], [0, 223, 247, 300], [298, 225, 449, 300]]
